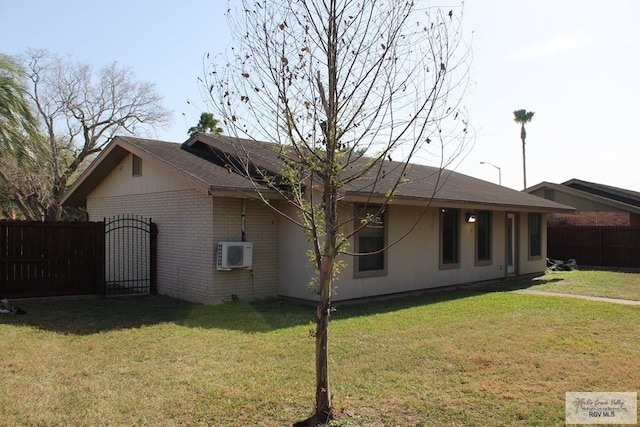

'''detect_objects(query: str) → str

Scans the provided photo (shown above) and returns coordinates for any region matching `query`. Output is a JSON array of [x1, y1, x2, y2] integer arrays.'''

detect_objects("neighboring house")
[[63, 133, 573, 304], [526, 179, 640, 227]]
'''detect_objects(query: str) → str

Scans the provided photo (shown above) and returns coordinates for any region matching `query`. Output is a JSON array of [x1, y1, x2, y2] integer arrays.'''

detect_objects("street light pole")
[[480, 161, 502, 186]]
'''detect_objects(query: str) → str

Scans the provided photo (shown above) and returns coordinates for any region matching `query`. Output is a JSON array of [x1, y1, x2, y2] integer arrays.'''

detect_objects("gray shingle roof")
[[64, 133, 574, 213], [526, 179, 640, 215], [124, 136, 264, 192], [562, 179, 640, 208], [183, 133, 573, 212]]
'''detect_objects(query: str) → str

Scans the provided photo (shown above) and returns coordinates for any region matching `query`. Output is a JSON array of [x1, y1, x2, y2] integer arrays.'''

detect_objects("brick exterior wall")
[[88, 190, 279, 304], [88, 189, 217, 303], [211, 198, 279, 302], [548, 211, 631, 226]]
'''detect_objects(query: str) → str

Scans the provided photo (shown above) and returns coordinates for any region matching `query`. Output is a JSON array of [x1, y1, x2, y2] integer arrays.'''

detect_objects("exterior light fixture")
[[466, 213, 477, 223]]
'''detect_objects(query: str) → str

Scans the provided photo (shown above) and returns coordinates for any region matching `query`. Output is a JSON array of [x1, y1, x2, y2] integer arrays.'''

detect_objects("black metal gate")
[[104, 215, 157, 297]]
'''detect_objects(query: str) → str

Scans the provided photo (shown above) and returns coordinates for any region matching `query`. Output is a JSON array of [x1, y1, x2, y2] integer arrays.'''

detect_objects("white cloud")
[[509, 32, 594, 62]]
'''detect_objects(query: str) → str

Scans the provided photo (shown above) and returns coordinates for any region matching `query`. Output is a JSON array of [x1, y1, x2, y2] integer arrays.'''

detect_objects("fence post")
[[95, 221, 105, 295], [150, 221, 158, 295], [598, 227, 602, 266]]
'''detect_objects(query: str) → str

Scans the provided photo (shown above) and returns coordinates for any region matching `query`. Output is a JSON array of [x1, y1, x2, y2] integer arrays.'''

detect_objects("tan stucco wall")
[[86, 153, 546, 304], [335, 205, 507, 301], [518, 212, 547, 275], [277, 202, 317, 300], [277, 204, 547, 302], [87, 153, 278, 304]]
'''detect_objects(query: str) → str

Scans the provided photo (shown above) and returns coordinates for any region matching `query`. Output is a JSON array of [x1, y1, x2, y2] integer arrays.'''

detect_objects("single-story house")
[[63, 133, 574, 304], [526, 179, 640, 227]]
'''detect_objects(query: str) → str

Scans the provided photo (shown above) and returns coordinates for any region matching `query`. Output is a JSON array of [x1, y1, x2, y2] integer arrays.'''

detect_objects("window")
[[355, 205, 386, 276], [529, 213, 542, 258], [440, 208, 460, 268], [132, 154, 142, 177], [475, 211, 492, 264]]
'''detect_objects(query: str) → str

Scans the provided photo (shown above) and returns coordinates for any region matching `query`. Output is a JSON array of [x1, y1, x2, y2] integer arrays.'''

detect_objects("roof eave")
[[341, 192, 575, 213], [62, 137, 213, 208], [207, 186, 283, 199], [61, 139, 129, 207], [526, 182, 640, 214]]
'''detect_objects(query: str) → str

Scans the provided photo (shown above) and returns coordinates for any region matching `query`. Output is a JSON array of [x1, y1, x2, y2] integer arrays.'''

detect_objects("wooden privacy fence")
[[547, 226, 640, 269], [0, 221, 105, 298]]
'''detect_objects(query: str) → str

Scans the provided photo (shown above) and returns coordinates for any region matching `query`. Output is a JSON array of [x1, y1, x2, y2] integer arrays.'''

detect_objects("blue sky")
[[1, 0, 638, 191]]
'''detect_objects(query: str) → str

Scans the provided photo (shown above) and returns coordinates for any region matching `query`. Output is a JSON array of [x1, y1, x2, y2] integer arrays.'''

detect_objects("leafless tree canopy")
[[203, 1, 471, 421], [208, 1, 469, 157], [205, 0, 471, 248], [0, 50, 171, 220]]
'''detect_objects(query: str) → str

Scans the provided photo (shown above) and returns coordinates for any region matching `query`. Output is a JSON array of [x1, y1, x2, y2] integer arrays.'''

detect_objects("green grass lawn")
[[524, 269, 640, 301], [0, 271, 638, 426]]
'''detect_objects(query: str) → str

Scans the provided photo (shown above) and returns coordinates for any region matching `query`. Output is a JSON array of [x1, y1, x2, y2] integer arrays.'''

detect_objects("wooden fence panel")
[[0, 221, 104, 298], [548, 226, 640, 269]]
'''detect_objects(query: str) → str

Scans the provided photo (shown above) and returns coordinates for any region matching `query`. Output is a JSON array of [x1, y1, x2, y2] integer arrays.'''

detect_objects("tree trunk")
[[312, 0, 338, 421], [313, 186, 337, 422], [521, 124, 527, 189], [314, 255, 332, 421], [45, 204, 62, 221], [45, 184, 64, 221]]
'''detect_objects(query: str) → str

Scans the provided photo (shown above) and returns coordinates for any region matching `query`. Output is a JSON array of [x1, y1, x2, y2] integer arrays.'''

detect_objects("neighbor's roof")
[[64, 133, 574, 213], [562, 179, 640, 207], [526, 179, 640, 215]]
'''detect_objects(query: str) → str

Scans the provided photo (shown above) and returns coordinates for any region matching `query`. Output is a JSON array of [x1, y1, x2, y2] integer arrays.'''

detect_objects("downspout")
[[241, 198, 254, 301], [241, 199, 246, 242]]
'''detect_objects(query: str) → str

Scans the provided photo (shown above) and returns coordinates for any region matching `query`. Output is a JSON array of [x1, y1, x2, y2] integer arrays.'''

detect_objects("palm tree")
[[0, 54, 38, 162], [188, 112, 224, 136], [513, 109, 535, 189]]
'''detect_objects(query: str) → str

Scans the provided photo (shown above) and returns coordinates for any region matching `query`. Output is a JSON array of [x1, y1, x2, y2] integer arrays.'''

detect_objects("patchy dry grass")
[[525, 269, 640, 301], [0, 275, 638, 426]]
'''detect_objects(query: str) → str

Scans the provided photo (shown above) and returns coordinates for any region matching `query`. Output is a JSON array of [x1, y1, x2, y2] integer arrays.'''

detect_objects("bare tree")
[[0, 50, 171, 221], [0, 141, 53, 220], [204, 1, 470, 423]]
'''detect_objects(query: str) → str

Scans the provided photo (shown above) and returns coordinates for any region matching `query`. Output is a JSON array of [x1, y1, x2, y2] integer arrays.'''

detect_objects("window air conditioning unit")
[[217, 241, 253, 270]]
